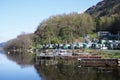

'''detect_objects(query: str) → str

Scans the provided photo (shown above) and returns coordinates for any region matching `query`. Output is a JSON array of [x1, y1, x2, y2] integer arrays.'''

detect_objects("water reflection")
[[35, 60, 120, 80], [5, 51, 34, 67], [0, 52, 40, 80], [5, 52, 120, 80]]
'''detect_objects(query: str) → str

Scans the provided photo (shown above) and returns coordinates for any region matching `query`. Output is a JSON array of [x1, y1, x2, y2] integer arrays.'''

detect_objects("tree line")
[[4, 33, 36, 52]]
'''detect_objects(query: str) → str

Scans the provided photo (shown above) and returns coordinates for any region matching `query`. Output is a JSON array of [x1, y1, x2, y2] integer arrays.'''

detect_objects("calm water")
[[0, 51, 120, 80]]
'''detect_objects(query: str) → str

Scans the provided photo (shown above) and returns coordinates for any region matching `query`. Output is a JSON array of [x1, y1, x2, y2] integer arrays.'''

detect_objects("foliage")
[[35, 13, 95, 44], [4, 33, 35, 51], [59, 26, 73, 43], [95, 15, 120, 33], [86, 0, 120, 17], [86, 0, 120, 33]]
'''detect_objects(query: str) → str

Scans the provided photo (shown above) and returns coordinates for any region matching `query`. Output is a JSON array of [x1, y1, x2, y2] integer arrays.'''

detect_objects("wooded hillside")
[[35, 13, 95, 44], [86, 0, 120, 33]]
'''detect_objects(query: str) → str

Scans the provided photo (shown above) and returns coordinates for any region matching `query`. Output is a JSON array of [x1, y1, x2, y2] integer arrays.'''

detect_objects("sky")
[[0, 0, 102, 42]]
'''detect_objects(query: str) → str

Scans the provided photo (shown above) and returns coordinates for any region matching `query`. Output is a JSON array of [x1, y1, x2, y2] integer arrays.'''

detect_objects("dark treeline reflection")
[[5, 52, 34, 67], [35, 60, 120, 80]]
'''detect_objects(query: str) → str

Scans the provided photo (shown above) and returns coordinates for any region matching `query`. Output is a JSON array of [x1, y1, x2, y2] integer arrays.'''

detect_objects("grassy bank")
[[86, 49, 120, 59]]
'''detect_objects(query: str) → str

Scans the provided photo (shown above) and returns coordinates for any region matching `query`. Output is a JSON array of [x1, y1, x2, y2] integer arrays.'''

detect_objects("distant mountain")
[[86, 0, 120, 17], [0, 42, 6, 48]]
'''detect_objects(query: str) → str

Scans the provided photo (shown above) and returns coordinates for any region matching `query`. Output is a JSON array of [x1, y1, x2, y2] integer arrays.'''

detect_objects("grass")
[[86, 49, 120, 59]]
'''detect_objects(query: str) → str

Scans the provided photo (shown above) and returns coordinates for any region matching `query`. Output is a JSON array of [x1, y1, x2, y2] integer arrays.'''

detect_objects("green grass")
[[88, 33, 98, 39], [86, 49, 120, 59]]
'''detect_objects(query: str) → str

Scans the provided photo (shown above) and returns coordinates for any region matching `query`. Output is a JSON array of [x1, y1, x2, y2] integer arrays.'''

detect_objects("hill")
[[86, 0, 120, 17], [86, 0, 120, 33]]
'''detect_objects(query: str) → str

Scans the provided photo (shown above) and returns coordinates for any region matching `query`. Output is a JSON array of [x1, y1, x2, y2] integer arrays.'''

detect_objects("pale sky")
[[0, 0, 102, 42]]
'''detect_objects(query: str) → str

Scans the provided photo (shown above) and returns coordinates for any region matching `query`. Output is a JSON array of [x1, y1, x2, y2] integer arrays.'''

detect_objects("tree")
[[59, 26, 73, 43], [4, 33, 34, 52]]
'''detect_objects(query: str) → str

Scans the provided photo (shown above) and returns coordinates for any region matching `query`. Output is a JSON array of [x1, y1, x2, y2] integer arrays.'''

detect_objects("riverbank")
[[36, 49, 120, 59], [35, 49, 120, 67]]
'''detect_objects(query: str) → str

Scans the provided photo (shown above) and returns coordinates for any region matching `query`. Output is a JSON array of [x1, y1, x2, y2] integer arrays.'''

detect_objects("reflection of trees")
[[6, 52, 34, 67], [34, 64, 94, 80], [34, 60, 120, 80]]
